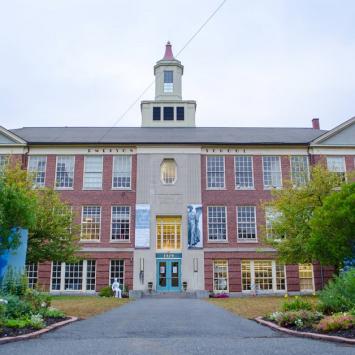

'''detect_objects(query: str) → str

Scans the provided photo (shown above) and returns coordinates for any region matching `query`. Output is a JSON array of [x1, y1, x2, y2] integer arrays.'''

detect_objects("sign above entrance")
[[156, 253, 182, 259]]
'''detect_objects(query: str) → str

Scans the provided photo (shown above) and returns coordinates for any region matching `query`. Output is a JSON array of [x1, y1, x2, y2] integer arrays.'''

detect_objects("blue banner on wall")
[[135, 204, 150, 248], [187, 204, 203, 248], [0, 229, 28, 281]]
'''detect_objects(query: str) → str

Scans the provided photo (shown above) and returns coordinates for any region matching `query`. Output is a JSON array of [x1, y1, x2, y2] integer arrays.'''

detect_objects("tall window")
[[161, 159, 177, 184], [26, 263, 38, 289], [28, 156, 47, 187], [208, 206, 227, 241], [112, 155, 132, 189], [55, 156, 75, 189], [326, 156, 346, 181], [176, 107, 184, 120], [164, 70, 173, 93], [81, 206, 101, 240], [83, 156, 103, 189], [110, 260, 124, 285], [111, 206, 130, 241], [153, 107, 161, 120], [213, 260, 228, 292], [299, 264, 314, 291], [207, 156, 225, 188], [156, 216, 181, 250], [235, 156, 254, 189], [51, 260, 96, 292], [241, 260, 286, 292], [163, 107, 174, 120], [291, 156, 309, 186], [265, 207, 282, 239], [0, 155, 8, 172], [263, 156, 282, 189], [237, 206, 257, 241]]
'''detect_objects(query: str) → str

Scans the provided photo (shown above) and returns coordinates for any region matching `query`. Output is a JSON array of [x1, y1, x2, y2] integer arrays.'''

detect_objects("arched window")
[[161, 159, 177, 184]]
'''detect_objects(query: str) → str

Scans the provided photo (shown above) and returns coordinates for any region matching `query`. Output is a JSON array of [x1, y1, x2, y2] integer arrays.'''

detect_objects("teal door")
[[156, 259, 181, 292]]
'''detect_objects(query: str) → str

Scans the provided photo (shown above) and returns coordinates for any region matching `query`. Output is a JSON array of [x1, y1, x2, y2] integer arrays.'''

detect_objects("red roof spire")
[[163, 41, 174, 60]]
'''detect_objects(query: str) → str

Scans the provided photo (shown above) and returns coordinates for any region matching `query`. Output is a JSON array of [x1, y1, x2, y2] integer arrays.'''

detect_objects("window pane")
[[64, 261, 83, 291], [254, 261, 273, 290], [164, 70, 173, 83], [176, 107, 184, 120], [235, 156, 254, 189], [237, 206, 256, 240], [51, 262, 62, 291], [291, 156, 309, 186], [213, 260, 228, 292], [26, 263, 38, 289], [86, 260, 96, 291], [299, 264, 313, 291], [56, 156, 75, 188], [161, 159, 177, 184], [83, 156, 103, 189], [163, 107, 174, 120], [276, 264, 286, 290], [265, 207, 282, 239], [207, 156, 225, 188], [110, 260, 124, 286], [28, 156, 47, 187], [153, 107, 161, 120], [263, 156, 282, 188], [326, 157, 346, 181], [113, 155, 132, 189], [241, 261, 251, 291], [81, 206, 101, 240], [208, 206, 227, 241], [111, 206, 130, 240], [0, 155, 9, 173], [156, 216, 181, 250]]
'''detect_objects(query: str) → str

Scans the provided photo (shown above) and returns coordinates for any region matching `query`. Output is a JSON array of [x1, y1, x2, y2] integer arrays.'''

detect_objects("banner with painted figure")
[[135, 204, 150, 248], [187, 204, 203, 248]]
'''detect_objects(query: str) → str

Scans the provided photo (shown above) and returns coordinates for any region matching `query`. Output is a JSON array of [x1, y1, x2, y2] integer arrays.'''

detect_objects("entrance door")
[[157, 259, 181, 292]]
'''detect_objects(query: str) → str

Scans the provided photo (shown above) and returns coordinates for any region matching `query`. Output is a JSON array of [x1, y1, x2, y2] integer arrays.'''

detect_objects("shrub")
[[4, 318, 30, 329], [40, 307, 65, 319], [4, 295, 32, 319], [282, 296, 312, 312], [99, 286, 114, 297], [318, 269, 355, 314], [1, 267, 28, 296], [315, 314, 354, 333], [0, 299, 7, 319], [29, 314, 45, 329], [24, 288, 51, 312], [272, 310, 323, 329]]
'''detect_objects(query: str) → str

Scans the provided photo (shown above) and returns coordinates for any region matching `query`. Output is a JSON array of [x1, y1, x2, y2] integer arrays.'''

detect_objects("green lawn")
[[51, 296, 130, 319], [208, 295, 318, 319]]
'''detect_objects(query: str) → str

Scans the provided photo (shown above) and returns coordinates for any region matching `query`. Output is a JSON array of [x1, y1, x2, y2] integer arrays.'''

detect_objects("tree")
[[26, 188, 80, 263], [309, 182, 355, 267], [263, 165, 349, 266], [0, 164, 37, 254]]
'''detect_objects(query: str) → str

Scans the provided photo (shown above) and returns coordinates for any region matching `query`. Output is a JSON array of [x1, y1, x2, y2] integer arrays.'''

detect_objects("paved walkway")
[[1, 299, 354, 355]]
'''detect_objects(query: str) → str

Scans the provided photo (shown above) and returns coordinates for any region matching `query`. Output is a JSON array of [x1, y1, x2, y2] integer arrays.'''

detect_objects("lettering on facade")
[[87, 148, 134, 154]]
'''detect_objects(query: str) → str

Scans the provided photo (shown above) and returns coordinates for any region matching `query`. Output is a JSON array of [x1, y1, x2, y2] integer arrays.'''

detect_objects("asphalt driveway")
[[1, 298, 353, 355]]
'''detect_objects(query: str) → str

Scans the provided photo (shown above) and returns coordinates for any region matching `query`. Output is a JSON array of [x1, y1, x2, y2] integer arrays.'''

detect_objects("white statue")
[[111, 278, 122, 298]]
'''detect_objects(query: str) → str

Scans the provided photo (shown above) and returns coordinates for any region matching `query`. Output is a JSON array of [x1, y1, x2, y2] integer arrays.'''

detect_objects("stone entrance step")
[[142, 291, 196, 299]]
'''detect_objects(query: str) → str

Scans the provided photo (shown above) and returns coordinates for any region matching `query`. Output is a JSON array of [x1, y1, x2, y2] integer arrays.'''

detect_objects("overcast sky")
[[0, 0, 354, 130]]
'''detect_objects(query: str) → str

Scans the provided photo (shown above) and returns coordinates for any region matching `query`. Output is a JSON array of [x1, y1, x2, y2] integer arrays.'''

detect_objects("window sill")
[[82, 188, 103, 191], [237, 239, 258, 243], [79, 240, 100, 243], [55, 187, 74, 191], [206, 187, 227, 191], [263, 187, 282, 191], [111, 187, 132, 191], [207, 240, 229, 243], [235, 187, 255, 191], [110, 240, 131, 243]]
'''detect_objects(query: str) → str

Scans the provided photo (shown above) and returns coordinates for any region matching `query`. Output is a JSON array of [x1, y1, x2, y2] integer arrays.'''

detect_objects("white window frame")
[[234, 156, 254, 190], [207, 206, 228, 242], [50, 260, 96, 293], [156, 216, 182, 251], [241, 260, 287, 293], [236, 206, 257, 242], [160, 159, 177, 185], [109, 260, 125, 286], [83, 155, 103, 190], [26, 263, 38, 289], [213, 260, 229, 293], [265, 206, 283, 239], [55, 155, 75, 190], [112, 155, 132, 190], [206, 156, 225, 189], [262, 156, 282, 189], [326, 156, 347, 181], [28, 155, 47, 188], [290, 155, 309, 187], [80, 205, 101, 241], [299, 264, 315, 292], [110, 206, 131, 242], [0, 155, 9, 172]]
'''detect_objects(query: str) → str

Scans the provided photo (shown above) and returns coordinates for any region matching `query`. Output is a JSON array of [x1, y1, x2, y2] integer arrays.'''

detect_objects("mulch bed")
[[0, 317, 70, 339], [286, 324, 355, 339]]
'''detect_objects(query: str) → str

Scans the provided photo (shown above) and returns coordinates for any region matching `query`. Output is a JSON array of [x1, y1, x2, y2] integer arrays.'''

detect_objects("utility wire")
[[98, 0, 227, 142]]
